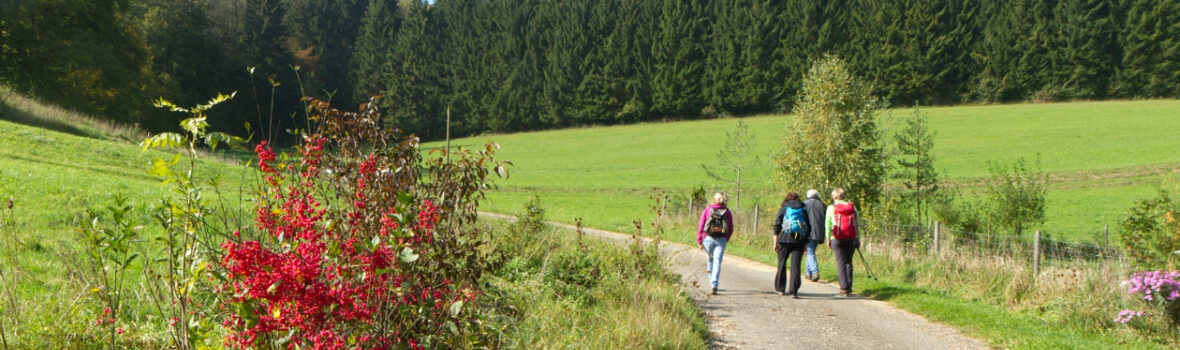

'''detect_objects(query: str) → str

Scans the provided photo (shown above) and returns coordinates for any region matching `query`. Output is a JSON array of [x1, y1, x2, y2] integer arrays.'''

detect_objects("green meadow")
[[437, 100, 1180, 243], [0, 98, 707, 347]]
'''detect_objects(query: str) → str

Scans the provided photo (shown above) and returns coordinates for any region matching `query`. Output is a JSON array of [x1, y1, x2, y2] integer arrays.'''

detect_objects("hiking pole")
[[856, 247, 878, 280]]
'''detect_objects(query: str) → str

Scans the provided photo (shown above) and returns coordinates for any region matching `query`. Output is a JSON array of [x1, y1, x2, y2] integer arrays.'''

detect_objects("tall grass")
[[0, 86, 147, 143], [480, 215, 708, 349]]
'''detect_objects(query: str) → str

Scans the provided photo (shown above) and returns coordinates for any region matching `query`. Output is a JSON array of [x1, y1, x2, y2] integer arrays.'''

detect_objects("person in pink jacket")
[[697, 192, 734, 295]]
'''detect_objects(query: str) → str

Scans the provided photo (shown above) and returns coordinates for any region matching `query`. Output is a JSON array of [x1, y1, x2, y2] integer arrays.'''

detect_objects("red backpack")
[[831, 202, 858, 240]]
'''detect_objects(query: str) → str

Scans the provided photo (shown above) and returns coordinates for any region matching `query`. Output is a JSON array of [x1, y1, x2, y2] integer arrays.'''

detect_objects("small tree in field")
[[984, 156, 1048, 236], [776, 55, 885, 210], [701, 119, 758, 209], [1121, 187, 1180, 268], [891, 105, 940, 225]]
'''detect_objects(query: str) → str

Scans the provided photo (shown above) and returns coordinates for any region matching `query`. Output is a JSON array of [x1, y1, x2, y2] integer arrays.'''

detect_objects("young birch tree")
[[776, 55, 886, 211], [702, 119, 759, 209]]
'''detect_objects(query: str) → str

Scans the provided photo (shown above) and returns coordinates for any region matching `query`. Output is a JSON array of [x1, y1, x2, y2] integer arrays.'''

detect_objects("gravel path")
[[485, 213, 990, 350]]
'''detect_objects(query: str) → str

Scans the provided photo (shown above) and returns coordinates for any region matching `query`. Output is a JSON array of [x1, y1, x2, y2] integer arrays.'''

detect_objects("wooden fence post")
[[1104, 224, 1109, 247], [1033, 230, 1042, 279], [753, 204, 760, 236], [932, 221, 940, 257], [687, 197, 692, 217]]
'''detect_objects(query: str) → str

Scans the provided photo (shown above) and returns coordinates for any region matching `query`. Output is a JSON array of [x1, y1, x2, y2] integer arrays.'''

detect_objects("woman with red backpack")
[[697, 192, 734, 295], [826, 188, 860, 297]]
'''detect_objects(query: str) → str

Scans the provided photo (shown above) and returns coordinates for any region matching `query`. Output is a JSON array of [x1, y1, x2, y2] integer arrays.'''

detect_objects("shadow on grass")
[[0, 102, 107, 140], [859, 284, 935, 301]]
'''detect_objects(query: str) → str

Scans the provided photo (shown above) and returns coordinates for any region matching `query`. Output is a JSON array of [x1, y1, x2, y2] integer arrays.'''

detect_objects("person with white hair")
[[803, 189, 827, 281], [697, 192, 734, 295]]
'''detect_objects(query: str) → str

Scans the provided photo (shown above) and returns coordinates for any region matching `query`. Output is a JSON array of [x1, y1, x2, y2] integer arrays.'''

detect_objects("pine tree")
[[1114, 0, 1180, 97], [1045, 0, 1118, 99], [350, 0, 401, 104], [892, 105, 940, 224], [854, 0, 978, 106], [433, 0, 493, 136], [382, 0, 442, 138], [651, 0, 708, 118], [775, 0, 851, 111], [239, 0, 291, 76], [283, 0, 368, 102], [974, 0, 1053, 102]]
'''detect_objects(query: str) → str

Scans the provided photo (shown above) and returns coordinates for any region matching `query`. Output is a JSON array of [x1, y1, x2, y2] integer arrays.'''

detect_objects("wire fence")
[[858, 219, 1137, 271]]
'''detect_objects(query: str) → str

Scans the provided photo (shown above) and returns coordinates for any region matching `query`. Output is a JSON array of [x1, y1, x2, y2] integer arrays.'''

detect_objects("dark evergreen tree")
[[432, 0, 493, 136], [854, 0, 979, 106], [283, 0, 368, 102], [974, 0, 1054, 102], [382, 0, 444, 138], [652, 0, 708, 118], [351, 0, 401, 104], [1114, 0, 1180, 97], [1045, 0, 1118, 99], [775, 0, 851, 111]]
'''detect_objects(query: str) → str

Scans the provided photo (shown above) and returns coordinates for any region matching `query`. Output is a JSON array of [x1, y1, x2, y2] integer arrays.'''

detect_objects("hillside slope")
[[433, 100, 1180, 242]]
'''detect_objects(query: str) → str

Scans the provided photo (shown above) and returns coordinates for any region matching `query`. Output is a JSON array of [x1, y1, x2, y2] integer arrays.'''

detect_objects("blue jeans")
[[805, 239, 819, 276], [702, 236, 727, 288]]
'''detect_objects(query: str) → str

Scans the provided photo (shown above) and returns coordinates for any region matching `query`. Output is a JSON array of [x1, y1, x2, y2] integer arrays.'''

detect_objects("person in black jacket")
[[803, 189, 827, 281], [772, 192, 809, 298]]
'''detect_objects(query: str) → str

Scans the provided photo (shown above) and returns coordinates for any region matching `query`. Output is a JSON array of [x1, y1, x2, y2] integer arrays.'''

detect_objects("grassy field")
[[436, 100, 1180, 243], [0, 115, 257, 346], [0, 92, 709, 348], [427, 99, 1180, 348]]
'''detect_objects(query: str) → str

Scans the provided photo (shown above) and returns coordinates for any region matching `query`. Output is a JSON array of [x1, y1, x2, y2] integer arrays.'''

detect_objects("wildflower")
[[1114, 310, 1143, 324]]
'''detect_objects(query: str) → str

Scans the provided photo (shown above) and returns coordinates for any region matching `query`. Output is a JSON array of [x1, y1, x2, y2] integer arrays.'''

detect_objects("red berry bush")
[[219, 98, 506, 349]]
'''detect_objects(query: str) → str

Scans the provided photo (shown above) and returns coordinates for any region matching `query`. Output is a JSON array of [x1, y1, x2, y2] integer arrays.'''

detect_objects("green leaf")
[[398, 192, 414, 206], [449, 300, 463, 317], [399, 248, 419, 263], [267, 280, 281, 294], [141, 133, 186, 151], [371, 235, 381, 248], [181, 116, 209, 136]]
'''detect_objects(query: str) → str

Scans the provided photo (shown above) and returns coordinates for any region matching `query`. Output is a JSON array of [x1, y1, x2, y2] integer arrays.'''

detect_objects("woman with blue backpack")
[[697, 192, 734, 295], [772, 192, 809, 298]]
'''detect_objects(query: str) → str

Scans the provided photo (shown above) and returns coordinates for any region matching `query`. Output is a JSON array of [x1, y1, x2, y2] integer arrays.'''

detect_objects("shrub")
[[1121, 189, 1180, 268], [218, 97, 507, 349]]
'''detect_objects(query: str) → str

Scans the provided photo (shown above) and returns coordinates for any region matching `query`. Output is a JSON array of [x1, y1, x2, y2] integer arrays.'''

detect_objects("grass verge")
[[479, 213, 708, 349]]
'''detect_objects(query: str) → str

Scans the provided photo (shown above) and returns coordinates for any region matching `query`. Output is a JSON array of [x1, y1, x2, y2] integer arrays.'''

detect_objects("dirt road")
[[520, 216, 989, 350]]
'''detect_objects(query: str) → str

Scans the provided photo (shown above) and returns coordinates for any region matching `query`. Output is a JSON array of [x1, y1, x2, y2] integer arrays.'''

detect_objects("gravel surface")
[[546, 219, 988, 350], [481, 213, 988, 349]]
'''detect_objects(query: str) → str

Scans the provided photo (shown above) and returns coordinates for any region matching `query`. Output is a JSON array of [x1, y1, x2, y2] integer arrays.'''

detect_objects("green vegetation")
[[0, 94, 707, 348], [0, 117, 254, 347], [481, 201, 708, 349], [5, 0, 1180, 140], [445, 100, 1180, 243], [430, 99, 1180, 348]]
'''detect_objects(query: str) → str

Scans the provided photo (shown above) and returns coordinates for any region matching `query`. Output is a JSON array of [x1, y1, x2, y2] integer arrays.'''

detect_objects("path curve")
[[481, 213, 988, 349]]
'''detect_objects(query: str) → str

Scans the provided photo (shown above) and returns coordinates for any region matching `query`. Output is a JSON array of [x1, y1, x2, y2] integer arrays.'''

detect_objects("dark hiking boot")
[[839, 289, 850, 297], [809, 274, 820, 282], [791, 293, 799, 299], [711, 287, 718, 295]]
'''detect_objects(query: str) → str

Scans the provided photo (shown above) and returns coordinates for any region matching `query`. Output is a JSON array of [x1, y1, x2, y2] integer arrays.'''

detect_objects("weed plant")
[[480, 200, 708, 349]]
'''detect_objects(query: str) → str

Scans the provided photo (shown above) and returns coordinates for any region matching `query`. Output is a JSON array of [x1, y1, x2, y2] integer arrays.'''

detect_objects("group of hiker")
[[696, 188, 860, 298]]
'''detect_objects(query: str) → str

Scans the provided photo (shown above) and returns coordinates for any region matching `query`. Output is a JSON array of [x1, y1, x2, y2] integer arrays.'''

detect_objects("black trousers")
[[774, 240, 805, 295], [831, 238, 860, 291]]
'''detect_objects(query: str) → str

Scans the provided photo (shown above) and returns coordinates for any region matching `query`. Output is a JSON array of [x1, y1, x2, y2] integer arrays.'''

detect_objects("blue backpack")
[[783, 206, 806, 235]]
